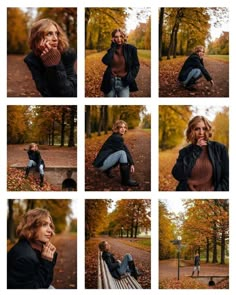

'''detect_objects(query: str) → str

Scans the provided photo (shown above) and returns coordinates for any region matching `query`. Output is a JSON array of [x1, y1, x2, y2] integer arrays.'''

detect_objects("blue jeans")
[[182, 68, 202, 86], [117, 253, 133, 275], [27, 160, 44, 175], [106, 77, 130, 97], [99, 150, 128, 171]]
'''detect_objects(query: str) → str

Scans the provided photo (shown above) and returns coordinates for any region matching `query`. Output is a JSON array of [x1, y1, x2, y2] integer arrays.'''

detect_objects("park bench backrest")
[[98, 251, 142, 289]]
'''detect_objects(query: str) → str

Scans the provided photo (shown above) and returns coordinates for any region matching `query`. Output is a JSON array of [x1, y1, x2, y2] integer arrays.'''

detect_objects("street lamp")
[[177, 236, 182, 280]]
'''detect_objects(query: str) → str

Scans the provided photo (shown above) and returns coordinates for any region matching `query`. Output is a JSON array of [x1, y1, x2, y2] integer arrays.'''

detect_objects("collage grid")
[[1, 0, 235, 294]]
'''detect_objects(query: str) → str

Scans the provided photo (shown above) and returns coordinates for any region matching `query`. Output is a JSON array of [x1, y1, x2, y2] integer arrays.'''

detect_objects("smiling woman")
[[24, 18, 77, 97]]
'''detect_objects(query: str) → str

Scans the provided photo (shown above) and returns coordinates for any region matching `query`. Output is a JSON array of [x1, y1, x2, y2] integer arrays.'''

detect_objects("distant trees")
[[7, 199, 73, 242], [208, 32, 229, 55], [159, 199, 229, 264], [7, 105, 77, 146], [159, 7, 228, 59], [85, 8, 151, 50], [85, 105, 147, 138]]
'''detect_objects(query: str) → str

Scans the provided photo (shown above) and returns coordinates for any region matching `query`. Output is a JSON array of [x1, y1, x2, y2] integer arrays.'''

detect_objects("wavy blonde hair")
[[29, 18, 69, 55], [186, 115, 212, 144], [16, 208, 55, 241], [111, 28, 127, 43], [112, 120, 128, 133]]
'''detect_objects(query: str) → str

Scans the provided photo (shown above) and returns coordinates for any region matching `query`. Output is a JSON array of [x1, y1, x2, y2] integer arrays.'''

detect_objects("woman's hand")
[[196, 138, 207, 147], [39, 39, 52, 56], [41, 242, 56, 262], [130, 165, 135, 173]]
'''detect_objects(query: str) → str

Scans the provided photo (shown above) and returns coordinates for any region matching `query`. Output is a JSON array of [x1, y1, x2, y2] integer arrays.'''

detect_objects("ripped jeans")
[[27, 160, 44, 175], [106, 77, 130, 97]]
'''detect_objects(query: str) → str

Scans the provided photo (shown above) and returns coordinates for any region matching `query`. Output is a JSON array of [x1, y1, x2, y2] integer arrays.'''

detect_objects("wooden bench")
[[98, 252, 142, 289]]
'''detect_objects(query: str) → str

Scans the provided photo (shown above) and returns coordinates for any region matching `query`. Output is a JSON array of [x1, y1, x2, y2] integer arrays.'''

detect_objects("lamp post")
[[177, 236, 182, 280]]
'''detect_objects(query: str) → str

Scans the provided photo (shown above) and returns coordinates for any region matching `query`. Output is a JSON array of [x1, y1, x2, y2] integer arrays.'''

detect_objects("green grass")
[[138, 49, 151, 60], [206, 55, 229, 62], [141, 128, 151, 133], [119, 237, 151, 251]]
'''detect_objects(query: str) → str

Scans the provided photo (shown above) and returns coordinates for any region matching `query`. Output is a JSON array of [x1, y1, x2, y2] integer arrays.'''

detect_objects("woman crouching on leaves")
[[172, 115, 229, 191], [7, 208, 57, 289], [93, 120, 138, 187], [25, 143, 45, 187], [24, 18, 77, 97]]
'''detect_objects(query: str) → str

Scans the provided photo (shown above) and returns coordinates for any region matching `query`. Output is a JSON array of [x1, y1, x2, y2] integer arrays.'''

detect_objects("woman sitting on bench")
[[98, 240, 140, 280]]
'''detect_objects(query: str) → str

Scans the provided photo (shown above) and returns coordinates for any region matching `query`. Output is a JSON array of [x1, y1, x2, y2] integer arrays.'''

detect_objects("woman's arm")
[[101, 42, 117, 66], [215, 145, 229, 191], [172, 145, 202, 181]]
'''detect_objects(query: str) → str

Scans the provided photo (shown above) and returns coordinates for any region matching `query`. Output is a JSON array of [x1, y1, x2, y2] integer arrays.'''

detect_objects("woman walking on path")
[[172, 115, 229, 191], [7, 208, 57, 289], [93, 120, 138, 187], [24, 18, 77, 97], [100, 28, 140, 97]]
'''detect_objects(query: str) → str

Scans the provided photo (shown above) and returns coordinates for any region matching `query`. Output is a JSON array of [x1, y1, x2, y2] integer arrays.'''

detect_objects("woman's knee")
[[27, 160, 35, 167]]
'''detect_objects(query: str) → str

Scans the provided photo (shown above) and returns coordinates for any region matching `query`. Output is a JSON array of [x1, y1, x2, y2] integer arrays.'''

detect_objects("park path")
[[159, 259, 229, 286], [85, 128, 151, 191], [51, 232, 77, 289], [7, 144, 77, 167], [159, 56, 229, 97], [85, 236, 151, 289], [85, 51, 151, 97]]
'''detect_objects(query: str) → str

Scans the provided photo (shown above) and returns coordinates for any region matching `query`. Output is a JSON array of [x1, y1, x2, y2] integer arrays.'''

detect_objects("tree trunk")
[[85, 106, 91, 138], [220, 229, 225, 264], [7, 200, 15, 242], [212, 225, 218, 263], [159, 8, 164, 61], [68, 106, 76, 147], [60, 109, 66, 147], [206, 237, 210, 263]]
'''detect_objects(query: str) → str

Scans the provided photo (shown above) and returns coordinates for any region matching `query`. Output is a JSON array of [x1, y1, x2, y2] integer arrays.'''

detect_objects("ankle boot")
[[103, 168, 115, 178], [128, 260, 140, 280], [25, 167, 30, 179], [120, 164, 139, 186], [40, 175, 44, 187]]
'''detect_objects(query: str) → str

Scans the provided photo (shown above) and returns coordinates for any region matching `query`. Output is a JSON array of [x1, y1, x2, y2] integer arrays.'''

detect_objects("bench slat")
[[98, 251, 142, 289]]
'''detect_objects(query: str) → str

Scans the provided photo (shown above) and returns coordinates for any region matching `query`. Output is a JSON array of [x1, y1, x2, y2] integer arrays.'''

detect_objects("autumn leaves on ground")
[[85, 199, 151, 289], [85, 128, 151, 191]]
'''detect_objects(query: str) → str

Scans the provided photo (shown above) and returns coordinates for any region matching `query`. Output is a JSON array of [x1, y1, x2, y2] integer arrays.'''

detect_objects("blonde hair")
[[194, 45, 205, 54], [16, 208, 55, 241], [98, 241, 107, 251], [28, 143, 38, 151], [29, 18, 69, 55], [111, 28, 127, 43], [186, 115, 212, 143], [112, 120, 128, 133]]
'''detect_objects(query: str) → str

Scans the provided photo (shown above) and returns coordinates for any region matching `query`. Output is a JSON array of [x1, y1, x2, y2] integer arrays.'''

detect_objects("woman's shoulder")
[[62, 48, 77, 59], [24, 51, 41, 66], [208, 141, 227, 149], [124, 43, 137, 51]]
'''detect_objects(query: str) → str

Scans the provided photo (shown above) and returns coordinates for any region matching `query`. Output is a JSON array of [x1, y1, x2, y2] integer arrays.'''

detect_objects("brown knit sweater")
[[111, 45, 127, 77], [187, 146, 214, 191], [40, 48, 61, 66]]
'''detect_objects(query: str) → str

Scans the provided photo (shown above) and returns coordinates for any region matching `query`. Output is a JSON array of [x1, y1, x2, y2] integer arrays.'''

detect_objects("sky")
[[161, 199, 185, 215], [125, 7, 151, 33]]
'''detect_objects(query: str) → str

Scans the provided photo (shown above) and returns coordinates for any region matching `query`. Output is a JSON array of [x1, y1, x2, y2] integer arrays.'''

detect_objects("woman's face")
[[44, 24, 59, 49], [113, 31, 124, 45], [31, 144, 37, 151], [118, 124, 126, 135], [193, 120, 207, 141], [35, 216, 54, 243]]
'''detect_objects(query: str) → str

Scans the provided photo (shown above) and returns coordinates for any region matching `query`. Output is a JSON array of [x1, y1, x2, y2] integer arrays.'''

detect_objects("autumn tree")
[[159, 201, 176, 259], [212, 107, 229, 149], [7, 8, 29, 54], [85, 199, 112, 240], [208, 32, 229, 55]]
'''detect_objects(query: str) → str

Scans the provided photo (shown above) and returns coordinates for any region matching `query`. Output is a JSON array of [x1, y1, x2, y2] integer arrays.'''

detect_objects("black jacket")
[[102, 251, 121, 279], [93, 133, 134, 168], [178, 53, 212, 82], [101, 43, 140, 93], [24, 49, 77, 97], [194, 255, 200, 266], [172, 141, 229, 191], [27, 150, 45, 168], [7, 239, 57, 289]]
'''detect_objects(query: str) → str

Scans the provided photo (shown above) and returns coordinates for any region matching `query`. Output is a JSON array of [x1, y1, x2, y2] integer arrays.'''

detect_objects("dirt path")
[[7, 55, 41, 97], [51, 232, 77, 289], [85, 236, 151, 289], [159, 259, 229, 286], [7, 145, 77, 167], [85, 51, 151, 97], [159, 56, 229, 97], [85, 128, 151, 191]]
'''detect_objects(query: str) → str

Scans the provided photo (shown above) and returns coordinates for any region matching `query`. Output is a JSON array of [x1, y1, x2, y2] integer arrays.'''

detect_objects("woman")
[[98, 240, 140, 280], [7, 208, 57, 289], [25, 143, 45, 187], [93, 120, 138, 187], [24, 18, 77, 97], [100, 29, 140, 97], [172, 115, 229, 191]]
